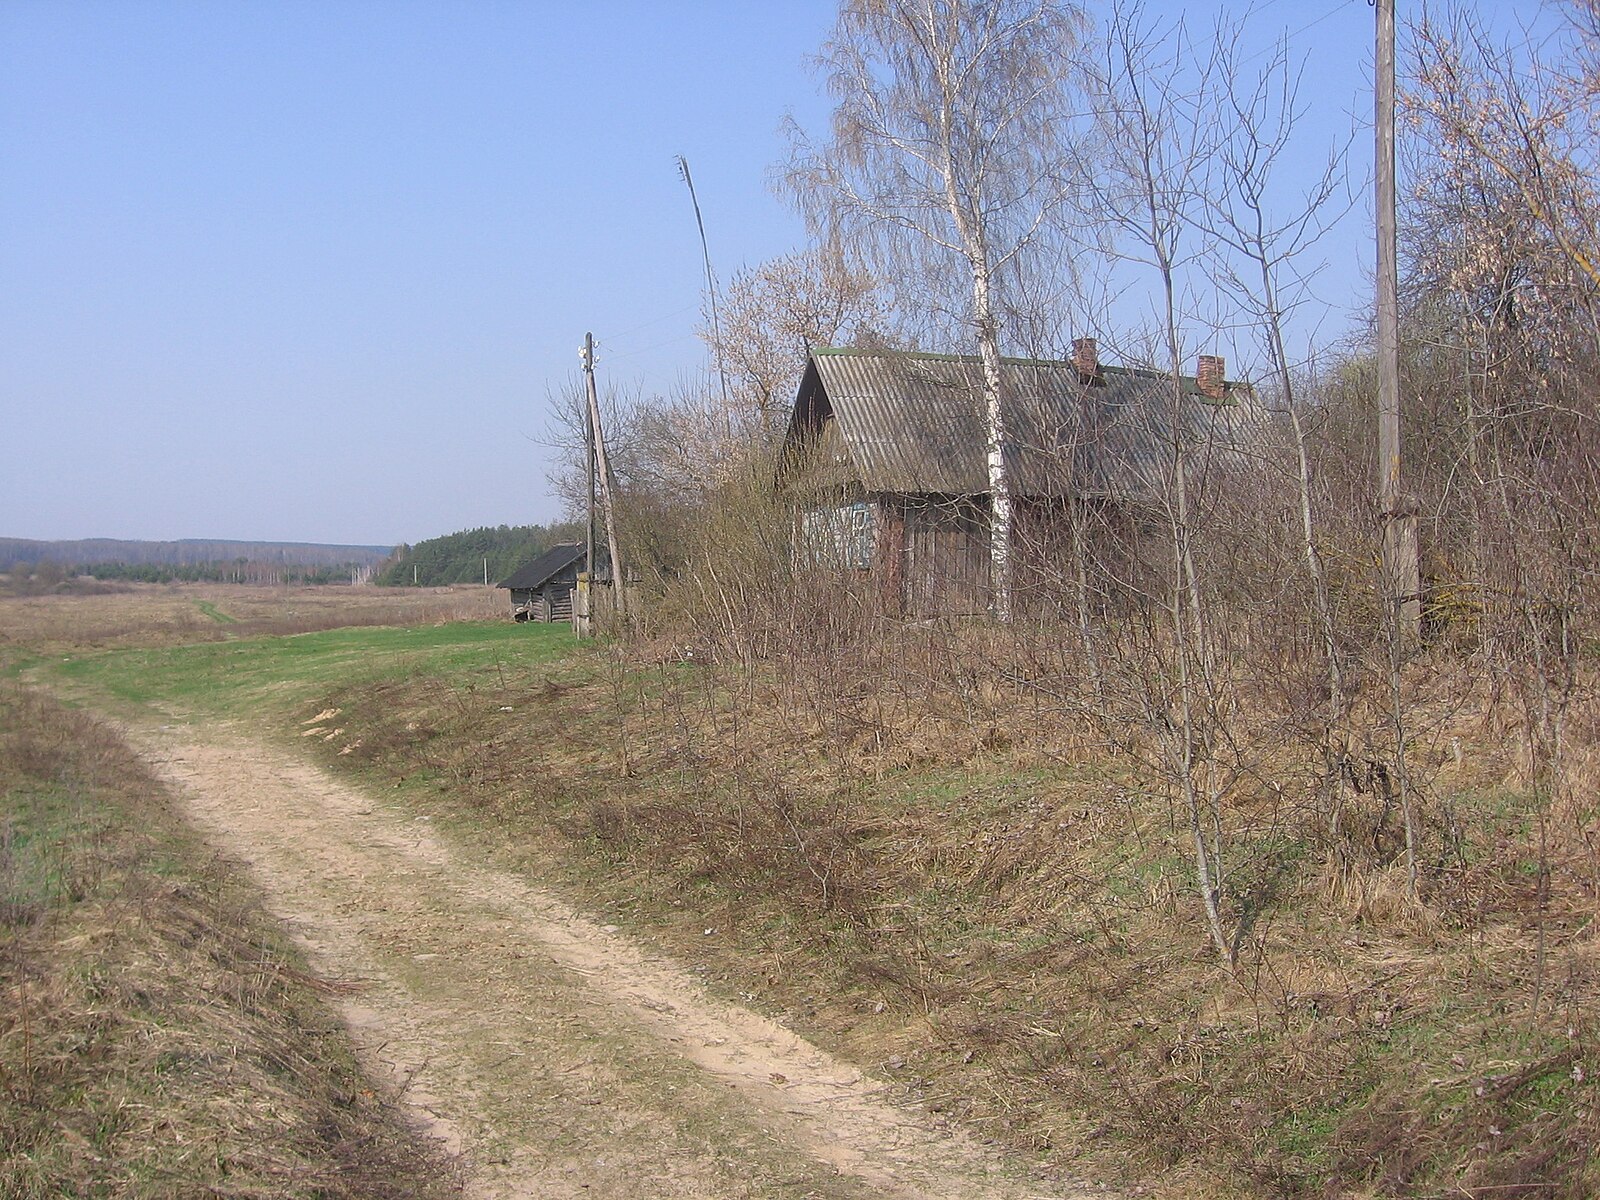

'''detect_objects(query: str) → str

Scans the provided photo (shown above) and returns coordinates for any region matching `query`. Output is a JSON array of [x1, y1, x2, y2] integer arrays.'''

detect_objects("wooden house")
[[499, 543, 587, 623], [781, 344, 1265, 617]]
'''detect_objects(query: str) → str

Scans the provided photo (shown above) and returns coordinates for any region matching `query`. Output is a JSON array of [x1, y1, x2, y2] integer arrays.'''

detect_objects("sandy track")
[[127, 718, 1096, 1200]]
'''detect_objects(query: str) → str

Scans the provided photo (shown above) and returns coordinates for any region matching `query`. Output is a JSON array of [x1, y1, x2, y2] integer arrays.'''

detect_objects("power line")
[[676, 156, 732, 414], [1284, 0, 1360, 45], [1238, 0, 1361, 65], [601, 330, 700, 364], [608, 302, 696, 343]]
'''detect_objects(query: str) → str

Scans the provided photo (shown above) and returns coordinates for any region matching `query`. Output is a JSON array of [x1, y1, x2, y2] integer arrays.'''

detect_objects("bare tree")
[[1202, 27, 1357, 835], [1402, 2, 1600, 963], [1411, 5, 1600, 296], [788, 0, 1086, 622], [1077, 1, 1241, 964], [699, 244, 888, 439]]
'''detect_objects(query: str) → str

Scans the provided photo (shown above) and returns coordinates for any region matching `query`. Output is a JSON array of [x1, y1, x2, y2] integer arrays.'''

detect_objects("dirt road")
[[127, 717, 1097, 1200]]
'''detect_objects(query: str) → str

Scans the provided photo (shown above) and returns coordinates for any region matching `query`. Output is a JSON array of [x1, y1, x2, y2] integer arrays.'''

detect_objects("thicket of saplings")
[[537, 346, 1598, 1194]]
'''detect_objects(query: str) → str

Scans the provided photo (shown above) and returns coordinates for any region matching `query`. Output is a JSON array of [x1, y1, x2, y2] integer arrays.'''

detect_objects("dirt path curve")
[[125, 717, 1100, 1200]]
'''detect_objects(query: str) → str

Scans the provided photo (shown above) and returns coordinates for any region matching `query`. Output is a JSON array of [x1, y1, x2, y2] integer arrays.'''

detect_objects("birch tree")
[[788, 0, 1086, 622]]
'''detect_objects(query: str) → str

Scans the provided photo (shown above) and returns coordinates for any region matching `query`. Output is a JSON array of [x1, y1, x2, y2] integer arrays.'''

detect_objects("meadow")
[[6, 582, 1598, 1199]]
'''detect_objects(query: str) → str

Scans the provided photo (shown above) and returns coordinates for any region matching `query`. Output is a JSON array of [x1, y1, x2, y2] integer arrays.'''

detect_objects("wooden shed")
[[781, 345, 1265, 617], [498, 543, 587, 623]]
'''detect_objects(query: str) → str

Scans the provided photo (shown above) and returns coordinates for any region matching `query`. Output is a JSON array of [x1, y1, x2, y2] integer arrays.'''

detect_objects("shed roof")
[[498, 542, 587, 590], [785, 347, 1267, 499]]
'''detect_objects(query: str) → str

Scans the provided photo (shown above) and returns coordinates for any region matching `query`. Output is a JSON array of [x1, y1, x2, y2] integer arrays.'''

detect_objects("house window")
[[800, 501, 875, 571]]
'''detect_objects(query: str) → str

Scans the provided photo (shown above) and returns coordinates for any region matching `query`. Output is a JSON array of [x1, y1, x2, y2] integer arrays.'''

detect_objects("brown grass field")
[[6, 581, 1600, 1198], [0, 579, 501, 663]]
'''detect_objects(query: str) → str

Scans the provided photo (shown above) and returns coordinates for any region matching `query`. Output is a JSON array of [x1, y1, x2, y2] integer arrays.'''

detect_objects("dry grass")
[[302, 620, 1600, 1200], [0, 581, 502, 668], [0, 682, 461, 1199], [10, 579, 1596, 1196]]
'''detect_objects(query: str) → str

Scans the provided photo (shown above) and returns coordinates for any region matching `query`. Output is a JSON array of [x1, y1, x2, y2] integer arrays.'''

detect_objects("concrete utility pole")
[[1376, 0, 1421, 638], [580, 332, 627, 626], [677, 156, 732, 418], [582, 337, 597, 592]]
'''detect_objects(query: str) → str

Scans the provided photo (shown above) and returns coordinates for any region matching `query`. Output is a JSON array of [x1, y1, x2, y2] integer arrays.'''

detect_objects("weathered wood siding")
[[541, 577, 576, 623], [896, 496, 992, 617], [873, 499, 906, 615], [511, 565, 580, 623]]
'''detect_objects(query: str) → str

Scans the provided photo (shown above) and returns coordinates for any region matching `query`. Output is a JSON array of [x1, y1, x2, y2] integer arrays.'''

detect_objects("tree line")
[[5, 558, 375, 592], [374, 522, 584, 588], [0, 537, 390, 572], [74, 561, 365, 586]]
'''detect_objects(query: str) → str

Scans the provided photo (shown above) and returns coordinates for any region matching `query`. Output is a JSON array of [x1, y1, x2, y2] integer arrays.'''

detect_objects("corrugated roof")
[[497, 542, 586, 590], [787, 348, 1266, 499]]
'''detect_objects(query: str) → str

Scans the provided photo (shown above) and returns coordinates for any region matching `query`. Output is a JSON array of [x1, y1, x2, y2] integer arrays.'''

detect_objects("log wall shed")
[[498, 542, 587, 623], [782, 345, 1266, 617]]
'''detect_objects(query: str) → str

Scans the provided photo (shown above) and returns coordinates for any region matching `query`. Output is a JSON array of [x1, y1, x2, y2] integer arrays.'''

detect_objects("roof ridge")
[[813, 345, 1065, 369], [811, 346, 1241, 399]]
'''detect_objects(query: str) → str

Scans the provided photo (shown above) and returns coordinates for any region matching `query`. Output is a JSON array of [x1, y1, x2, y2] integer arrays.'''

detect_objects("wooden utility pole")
[[1376, 0, 1420, 638], [580, 332, 627, 626]]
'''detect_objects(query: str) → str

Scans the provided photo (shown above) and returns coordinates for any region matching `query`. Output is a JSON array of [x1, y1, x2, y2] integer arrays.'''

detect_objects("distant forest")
[[0, 537, 392, 571], [0, 537, 393, 588], [0, 530, 586, 590], [70, 561, 365, 585], [374, 523, 583, 587]]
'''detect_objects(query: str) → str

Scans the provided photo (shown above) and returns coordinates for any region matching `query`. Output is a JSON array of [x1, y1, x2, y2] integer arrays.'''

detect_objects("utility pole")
[[676, 156, 732, 419], [580, 332, 627, 626], [1376, 0, 1420, 638], [582, 336, 597, 591]]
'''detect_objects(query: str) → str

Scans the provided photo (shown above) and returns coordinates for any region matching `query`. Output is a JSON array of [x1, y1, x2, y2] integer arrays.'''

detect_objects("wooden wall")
[[879, 495, 993, 617], [510, 565, 580, 623]]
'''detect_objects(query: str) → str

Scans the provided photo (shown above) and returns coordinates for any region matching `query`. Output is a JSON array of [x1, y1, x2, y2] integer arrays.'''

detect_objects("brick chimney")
[[1072, 337, 1100, 384], [1196, 354, 1226, 400]]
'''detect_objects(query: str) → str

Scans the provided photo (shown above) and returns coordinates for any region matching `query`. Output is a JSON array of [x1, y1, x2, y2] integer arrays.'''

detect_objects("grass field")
[[0, 580, 503, 668], [46, 617, 579, 717], [11, 583, 1600, 1199], [3, 581, 563, 720]]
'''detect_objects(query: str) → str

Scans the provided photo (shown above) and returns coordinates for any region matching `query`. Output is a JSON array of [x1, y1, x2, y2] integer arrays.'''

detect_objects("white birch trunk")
[[971, 266, 1014, 624], [945, 169, 1013, 623]]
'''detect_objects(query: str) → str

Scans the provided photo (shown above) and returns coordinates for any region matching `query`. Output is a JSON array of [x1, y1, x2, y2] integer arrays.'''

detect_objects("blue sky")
[[0, 1, 1488, 546]]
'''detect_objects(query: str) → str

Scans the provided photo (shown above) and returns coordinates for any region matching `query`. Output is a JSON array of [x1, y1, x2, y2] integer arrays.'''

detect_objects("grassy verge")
[[0, 681, 461, 1199], [301, 640, 1600, 1199], [24, 609, 1600, 1198]]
